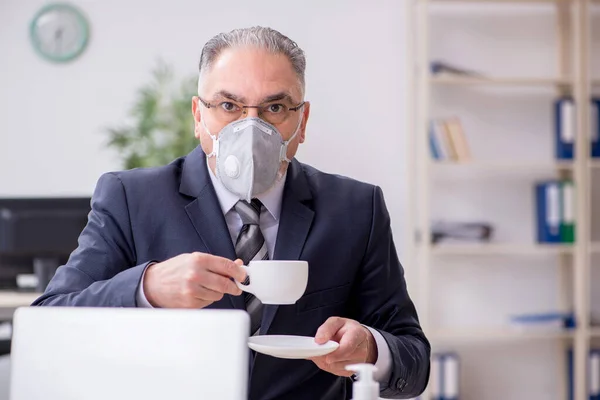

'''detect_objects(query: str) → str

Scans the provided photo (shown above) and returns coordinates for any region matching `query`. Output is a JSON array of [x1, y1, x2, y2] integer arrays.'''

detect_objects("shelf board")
[[430, 243, 574, 256], [431, 328, 574, 343], [431, 160, 574, 171], [0, 291, 41, 308], [590, 242, 600, 254], [590, 160, 600, 169], [590, 328, 600, 338], [430, 76, 571, 86]]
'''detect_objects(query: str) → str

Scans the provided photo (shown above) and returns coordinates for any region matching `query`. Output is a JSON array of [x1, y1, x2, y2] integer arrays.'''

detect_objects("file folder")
[[567, 348, 600, 400], [431, 354, 443, 400], [442, 353, 459, 400], [568, 348, 574, 400], [591, 350, 600, 400], [591, 99, 600, 158], [535, 181, 561, 243], [555, 97, 575, 159], [560, 180, 575, 243]]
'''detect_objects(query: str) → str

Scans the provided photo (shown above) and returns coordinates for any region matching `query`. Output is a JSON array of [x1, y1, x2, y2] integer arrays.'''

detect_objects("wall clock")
[[29, 3, 90, 63]]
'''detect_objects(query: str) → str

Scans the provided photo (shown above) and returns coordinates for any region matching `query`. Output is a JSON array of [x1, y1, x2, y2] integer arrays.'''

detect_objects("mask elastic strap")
[[280, 109, 304, 163], [201, 115, 219, 157]]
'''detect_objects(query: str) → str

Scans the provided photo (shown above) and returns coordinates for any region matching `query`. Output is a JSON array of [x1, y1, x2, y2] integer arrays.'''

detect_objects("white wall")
[[0, 0, 410, 258]]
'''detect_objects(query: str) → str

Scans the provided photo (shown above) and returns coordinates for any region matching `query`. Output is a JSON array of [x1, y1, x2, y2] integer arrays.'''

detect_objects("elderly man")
[[33, 27, 430, 399]]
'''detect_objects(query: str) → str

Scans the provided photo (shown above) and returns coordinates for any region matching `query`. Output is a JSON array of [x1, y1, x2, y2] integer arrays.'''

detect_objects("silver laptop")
[[9, 307, 250, 400]]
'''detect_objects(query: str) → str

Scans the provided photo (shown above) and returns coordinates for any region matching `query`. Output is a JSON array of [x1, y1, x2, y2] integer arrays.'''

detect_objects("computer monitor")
[[0, 197, 91, 291], [9, 307, 250, 400]]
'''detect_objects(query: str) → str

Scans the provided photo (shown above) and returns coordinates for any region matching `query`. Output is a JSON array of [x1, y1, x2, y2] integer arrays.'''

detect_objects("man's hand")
[[310, 317, 378, 377], [143, 252, 246, 309]]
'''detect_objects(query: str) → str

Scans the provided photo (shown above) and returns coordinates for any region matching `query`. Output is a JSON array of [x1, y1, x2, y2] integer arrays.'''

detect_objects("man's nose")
[[242, 107, 260, 118]]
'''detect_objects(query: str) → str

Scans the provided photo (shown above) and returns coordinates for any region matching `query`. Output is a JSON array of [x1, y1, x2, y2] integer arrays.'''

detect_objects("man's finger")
[[195, 285, 224, 302], [198, 270, 242, 296], [326, 327, 364, 363], [315, 317, 346, 344], [206, 256, 247, 282]]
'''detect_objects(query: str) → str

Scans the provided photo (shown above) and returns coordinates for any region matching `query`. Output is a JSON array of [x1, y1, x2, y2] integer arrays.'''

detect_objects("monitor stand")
[[33, 257, 59, 293]]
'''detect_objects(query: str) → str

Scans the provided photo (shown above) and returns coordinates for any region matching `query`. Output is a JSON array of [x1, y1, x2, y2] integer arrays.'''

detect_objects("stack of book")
[[554, 97, 600, 159], [534, 180, 575, 244], [429, 117, 471, 162]]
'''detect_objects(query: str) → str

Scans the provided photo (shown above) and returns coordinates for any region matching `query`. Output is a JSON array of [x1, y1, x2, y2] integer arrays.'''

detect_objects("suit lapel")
[[180, 147, 245, 311], [260, 159, 315, 335]]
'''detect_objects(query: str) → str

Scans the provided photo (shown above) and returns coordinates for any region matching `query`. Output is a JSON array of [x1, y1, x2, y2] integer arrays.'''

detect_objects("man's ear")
[[299, 101, 310, 143], [192, 96, 201, 121], [192, 96, 202, 139]]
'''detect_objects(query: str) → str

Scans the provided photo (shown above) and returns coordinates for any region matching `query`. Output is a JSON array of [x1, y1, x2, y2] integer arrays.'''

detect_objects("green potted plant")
[[105, 60, 199, 169]]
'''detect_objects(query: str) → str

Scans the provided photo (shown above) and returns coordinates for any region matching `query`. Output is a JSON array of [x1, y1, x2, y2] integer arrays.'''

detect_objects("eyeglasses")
[[198, 97, 305, 126]]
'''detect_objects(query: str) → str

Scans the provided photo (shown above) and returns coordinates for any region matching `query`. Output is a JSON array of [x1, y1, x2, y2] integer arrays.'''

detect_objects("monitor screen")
[[0, 198, 91, 256]]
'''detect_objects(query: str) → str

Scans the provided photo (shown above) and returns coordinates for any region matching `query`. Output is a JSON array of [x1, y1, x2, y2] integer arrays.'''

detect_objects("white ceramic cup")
[[235, 260, 308, 305]]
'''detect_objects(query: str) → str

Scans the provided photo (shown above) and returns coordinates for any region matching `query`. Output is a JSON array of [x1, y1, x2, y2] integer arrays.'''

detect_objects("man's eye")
[[266, 104, 285, 113], [219, 102, 239, 112]]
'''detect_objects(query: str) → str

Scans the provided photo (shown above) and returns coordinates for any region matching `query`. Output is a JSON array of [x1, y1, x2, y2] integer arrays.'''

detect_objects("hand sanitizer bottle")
[[346, 363, 379, 400]]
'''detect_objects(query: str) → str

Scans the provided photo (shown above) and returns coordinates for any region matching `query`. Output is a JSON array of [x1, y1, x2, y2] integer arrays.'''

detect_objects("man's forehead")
[[199, 47, 302, 101]]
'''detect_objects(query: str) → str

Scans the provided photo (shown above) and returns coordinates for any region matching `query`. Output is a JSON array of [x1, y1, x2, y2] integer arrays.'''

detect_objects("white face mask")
[[201, 113, 303, 202]]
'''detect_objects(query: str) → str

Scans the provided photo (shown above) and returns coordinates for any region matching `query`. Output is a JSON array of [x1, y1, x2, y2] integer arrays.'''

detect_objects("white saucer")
[[248, 335, 339, 359]]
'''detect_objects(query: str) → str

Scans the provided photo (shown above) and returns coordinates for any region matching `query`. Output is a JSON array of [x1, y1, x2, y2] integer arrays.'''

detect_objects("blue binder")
[[555, 97, 575, 159], [535, 181, 562, 243], [568, 348, 573, 400], [591, 349, 600, 400], [591, 99, 600, 158], [566, 348, 600, 400]]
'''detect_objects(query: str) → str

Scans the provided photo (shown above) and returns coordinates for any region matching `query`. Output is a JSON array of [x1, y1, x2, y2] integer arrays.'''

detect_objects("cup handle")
[[235, 265, 254, 295]]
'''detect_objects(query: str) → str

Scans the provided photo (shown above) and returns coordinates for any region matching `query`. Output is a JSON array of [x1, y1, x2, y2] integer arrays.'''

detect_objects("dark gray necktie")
[[234, 199, 268, 336]]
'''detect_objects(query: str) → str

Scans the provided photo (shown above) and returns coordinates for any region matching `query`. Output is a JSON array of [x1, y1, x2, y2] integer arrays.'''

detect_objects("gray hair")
[[198, 26, 306, 96]]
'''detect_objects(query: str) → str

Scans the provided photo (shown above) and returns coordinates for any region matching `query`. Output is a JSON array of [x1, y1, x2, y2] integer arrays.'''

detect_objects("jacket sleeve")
[[352, 185, 431, 399], [31, 173, 150, 307]]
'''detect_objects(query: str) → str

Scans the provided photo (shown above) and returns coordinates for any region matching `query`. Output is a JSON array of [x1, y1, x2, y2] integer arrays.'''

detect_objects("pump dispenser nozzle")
[[346, 363, 379, 400]]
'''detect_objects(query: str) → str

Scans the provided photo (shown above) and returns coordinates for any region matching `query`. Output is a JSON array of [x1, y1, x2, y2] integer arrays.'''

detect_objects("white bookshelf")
[[407, 0, 594, 399]]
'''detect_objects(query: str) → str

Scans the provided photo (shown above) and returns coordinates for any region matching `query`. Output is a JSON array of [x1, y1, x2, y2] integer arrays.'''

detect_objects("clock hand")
[[54, 27, 63, 54]]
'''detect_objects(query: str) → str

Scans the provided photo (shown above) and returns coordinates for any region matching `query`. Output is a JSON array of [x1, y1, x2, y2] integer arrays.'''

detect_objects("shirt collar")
[[207, 160, 286, 221]]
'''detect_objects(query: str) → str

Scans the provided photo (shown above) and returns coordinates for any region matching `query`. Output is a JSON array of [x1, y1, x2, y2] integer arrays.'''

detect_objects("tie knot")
[[235, 199, 262, 225]]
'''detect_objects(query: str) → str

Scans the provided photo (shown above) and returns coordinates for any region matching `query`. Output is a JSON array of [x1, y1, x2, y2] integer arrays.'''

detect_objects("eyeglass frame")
[[197, 96, 306, 125]]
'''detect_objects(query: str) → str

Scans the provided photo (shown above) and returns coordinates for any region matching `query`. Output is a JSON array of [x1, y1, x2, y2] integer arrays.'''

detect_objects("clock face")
[[30, 3, 89, 63]]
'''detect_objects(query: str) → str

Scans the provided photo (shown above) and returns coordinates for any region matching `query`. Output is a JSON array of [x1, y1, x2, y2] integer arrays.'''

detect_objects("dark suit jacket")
[[32, 146, 430, 399]]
